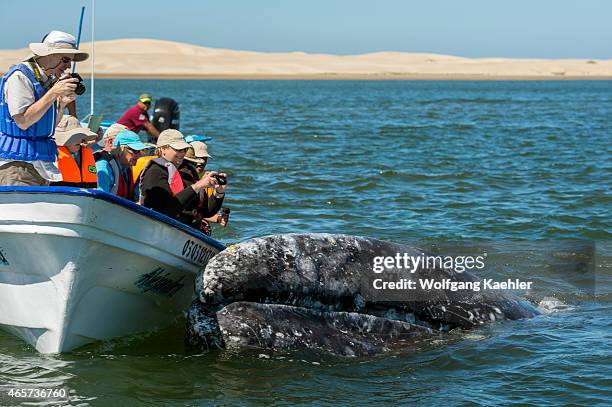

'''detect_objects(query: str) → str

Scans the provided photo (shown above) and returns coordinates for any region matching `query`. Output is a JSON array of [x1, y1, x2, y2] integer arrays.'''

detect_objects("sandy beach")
[[1, 38, 611, 79]]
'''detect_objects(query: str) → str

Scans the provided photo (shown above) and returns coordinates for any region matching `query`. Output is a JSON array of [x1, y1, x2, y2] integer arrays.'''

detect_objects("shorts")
[[0, 161, 49, 186]]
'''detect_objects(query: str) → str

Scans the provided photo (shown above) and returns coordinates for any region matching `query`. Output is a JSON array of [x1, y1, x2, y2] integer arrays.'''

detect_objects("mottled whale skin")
[[187, 234, 538, 356], [189, 301, 435, 357]]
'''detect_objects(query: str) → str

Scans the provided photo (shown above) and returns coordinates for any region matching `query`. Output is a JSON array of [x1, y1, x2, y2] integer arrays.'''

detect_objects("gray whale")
[[186, 234, 538, 356]]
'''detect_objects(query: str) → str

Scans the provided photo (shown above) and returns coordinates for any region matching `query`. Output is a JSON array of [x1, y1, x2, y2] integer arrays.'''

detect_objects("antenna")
[[72, 6, 85, 74], [90, 0, 95, 117]]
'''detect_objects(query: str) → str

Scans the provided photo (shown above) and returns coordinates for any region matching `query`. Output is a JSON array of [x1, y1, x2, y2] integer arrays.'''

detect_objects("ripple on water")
[[2, 80, 611, 405]]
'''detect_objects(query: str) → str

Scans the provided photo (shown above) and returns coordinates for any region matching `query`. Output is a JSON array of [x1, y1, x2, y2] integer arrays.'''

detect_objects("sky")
[[1, 0, 611, 58]]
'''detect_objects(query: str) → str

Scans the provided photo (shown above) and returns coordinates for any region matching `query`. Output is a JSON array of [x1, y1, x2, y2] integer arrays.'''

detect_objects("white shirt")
[[0, 61, 62, 182]]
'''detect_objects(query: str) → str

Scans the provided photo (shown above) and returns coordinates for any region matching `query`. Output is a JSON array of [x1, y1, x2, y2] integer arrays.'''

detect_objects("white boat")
[[0, 186, 225, 353]]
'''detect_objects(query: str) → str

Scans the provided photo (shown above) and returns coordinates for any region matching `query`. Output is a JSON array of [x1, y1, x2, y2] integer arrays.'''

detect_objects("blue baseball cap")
[[113, 130, 148, 150], [185, 135, 212, 143]]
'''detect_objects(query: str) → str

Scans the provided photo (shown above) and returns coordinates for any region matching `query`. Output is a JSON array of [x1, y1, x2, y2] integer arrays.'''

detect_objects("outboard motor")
[[151, 97, 180, 132]]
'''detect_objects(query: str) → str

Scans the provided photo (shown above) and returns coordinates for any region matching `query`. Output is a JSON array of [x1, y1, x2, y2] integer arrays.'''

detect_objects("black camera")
[[221, 208, 231, 216], [60, 73, 86, 96], [212, 174, 227, 186]]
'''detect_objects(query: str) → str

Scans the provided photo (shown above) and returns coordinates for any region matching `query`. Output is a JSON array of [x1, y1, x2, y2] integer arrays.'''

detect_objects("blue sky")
[[1, 0, 611, 58]]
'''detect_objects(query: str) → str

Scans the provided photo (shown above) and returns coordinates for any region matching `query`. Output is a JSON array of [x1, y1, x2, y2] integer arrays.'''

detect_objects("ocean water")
[[1, 80, 610, 406]]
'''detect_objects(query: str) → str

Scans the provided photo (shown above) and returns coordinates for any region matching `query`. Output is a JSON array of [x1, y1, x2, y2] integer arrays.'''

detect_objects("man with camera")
[[139, 129, 227, 228], [181, 140, 230, 235], [0, 31, 89, 186]]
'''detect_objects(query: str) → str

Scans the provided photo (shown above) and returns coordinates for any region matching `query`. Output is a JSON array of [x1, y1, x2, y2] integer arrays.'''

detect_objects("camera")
[[60, 73, 86, 96], [212, 174, 227, 185], [219, 208, 230, 226]]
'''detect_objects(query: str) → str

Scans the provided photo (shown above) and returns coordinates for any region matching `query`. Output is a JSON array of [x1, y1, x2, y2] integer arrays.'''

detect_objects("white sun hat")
[[29, 31, 89, 62]]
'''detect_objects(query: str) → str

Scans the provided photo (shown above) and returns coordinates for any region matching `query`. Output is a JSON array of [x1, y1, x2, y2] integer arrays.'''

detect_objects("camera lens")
[[213, 174, 227, 185], [75, 83, 86, 95]]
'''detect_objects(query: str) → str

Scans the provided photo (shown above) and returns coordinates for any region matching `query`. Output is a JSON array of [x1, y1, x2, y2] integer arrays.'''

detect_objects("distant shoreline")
[[2, 38, 611, 80]]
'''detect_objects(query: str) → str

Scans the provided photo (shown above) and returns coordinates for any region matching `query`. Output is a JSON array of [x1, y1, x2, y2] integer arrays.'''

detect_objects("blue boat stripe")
[[0, 186, 226, 251]]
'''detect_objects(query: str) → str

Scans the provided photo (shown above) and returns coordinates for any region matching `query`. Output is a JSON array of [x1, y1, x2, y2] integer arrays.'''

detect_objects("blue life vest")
[[0, 63, 57, 161]]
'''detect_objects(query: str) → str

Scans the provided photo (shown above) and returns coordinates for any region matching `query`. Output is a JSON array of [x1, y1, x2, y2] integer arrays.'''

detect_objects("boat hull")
[[0, 187, 224, 353]]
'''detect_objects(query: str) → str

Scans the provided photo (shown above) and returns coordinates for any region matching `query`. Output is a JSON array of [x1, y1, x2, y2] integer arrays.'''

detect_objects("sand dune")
[[1, 38, 611, 79]]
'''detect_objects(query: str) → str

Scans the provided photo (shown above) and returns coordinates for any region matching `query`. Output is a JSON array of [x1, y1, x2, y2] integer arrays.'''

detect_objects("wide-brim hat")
[[157, 129, 190, 150], [29, 31, 89, 62], [184, 141, 213, 164], [54, 115, 97, 146]]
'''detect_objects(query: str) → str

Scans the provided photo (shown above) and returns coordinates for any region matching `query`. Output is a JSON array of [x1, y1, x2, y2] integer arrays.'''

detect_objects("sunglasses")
[[60, 56, 73, 64]]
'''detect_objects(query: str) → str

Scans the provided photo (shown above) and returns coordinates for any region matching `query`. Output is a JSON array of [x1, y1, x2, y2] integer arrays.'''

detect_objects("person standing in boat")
[[181, 141, 229, 234], [0, 31, 88, 186], [95, 130, 147, 200], [51, 116, 98, 188], [113, 93, 160, 142], [139, 129, 226, 225]]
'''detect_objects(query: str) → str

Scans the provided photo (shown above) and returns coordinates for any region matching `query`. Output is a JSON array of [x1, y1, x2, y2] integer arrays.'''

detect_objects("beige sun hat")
[[54, 116, 97, 146], [29, 31, 89, 62], [185, 141, 213, 164], [156, 129, 190, 150], [103, 123, 128, 140]]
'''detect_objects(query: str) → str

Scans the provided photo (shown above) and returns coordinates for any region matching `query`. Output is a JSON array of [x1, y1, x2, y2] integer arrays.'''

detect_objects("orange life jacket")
[[55, 146, 97, 188]]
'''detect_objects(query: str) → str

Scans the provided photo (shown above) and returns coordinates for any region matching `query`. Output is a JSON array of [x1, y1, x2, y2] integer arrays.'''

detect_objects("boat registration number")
[[182, 239, 216, 265]]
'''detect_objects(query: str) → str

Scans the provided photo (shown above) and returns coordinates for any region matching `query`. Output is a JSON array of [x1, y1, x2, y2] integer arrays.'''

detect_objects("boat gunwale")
[[0, 186, 225, 251]]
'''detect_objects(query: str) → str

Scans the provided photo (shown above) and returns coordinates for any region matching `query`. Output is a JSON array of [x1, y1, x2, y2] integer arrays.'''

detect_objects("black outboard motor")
[[151, 97, 180, 132]]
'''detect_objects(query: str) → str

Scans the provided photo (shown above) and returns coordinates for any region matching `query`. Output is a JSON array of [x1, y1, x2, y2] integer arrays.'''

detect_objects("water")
[[1, 80, 611, 405]]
